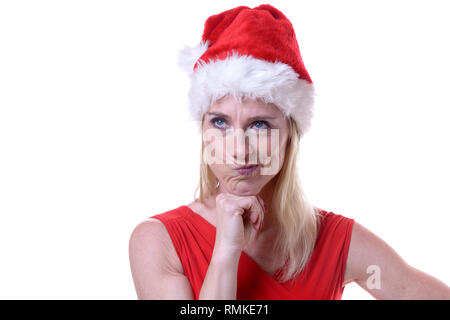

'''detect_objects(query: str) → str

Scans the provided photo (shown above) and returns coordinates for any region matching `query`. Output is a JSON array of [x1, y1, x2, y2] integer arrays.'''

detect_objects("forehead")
[[207, 95, 283, 117]]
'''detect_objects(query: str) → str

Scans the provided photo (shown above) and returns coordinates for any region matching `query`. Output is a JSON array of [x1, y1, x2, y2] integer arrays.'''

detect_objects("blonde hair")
[[194, 116, 321, 283]]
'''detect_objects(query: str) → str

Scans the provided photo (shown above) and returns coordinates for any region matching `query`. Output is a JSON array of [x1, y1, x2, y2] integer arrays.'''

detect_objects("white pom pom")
[[177, 40, 209, 74]]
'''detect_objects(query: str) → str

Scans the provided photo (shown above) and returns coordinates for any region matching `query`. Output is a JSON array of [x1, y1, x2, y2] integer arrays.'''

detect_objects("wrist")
[[211, 245, 242, 264]]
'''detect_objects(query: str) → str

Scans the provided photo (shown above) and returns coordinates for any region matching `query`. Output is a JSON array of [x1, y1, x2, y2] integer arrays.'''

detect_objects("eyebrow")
[[205, 112, 277, 122]]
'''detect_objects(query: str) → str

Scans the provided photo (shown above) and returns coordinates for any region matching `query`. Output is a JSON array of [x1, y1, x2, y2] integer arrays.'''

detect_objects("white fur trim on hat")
[[177, 40, 210, 74], [177, 41, 315, 137]]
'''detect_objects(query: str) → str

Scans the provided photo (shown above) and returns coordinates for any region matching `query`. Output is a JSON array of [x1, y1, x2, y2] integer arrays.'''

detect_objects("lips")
[[235, 164, 259, 170], [234, 164, 259, 176]]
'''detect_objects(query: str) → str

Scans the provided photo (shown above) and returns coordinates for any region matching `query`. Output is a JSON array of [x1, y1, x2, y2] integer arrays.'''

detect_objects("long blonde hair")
[[194, 116, 321, 283]]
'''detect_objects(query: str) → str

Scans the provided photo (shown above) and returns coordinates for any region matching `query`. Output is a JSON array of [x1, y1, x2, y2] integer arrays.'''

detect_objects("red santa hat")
[[178, 4, 315, 137]]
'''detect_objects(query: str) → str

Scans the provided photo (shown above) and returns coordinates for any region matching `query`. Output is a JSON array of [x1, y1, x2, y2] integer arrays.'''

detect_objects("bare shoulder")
[[129, 218, 194, 299], [343, 220, 450, 299], [129, 218, 184, 275], [343, 221, 403, 285], [343, 221, 408, 296]]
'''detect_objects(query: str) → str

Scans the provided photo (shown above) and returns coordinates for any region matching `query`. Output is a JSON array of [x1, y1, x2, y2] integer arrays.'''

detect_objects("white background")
[[0, 0, 449, 299]]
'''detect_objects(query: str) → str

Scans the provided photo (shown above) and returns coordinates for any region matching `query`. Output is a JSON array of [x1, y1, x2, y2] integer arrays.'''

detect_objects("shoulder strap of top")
[[312, 208, 355, 298], [149, 206, 215, 299], [150, 206, 188, 259]]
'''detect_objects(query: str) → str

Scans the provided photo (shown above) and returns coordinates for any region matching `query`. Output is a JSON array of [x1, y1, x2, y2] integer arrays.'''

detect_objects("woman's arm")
[[198, 247, 240, 300], [344, 222, 450, 299], [129, 219, 242, 300], [129, 220, 194, 299], [198, 193, 265, 299]]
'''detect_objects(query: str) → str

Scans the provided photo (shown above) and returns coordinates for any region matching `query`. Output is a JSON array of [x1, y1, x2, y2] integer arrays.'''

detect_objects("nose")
[[226, 129, 257, 166], [234, 131, 247, 165]]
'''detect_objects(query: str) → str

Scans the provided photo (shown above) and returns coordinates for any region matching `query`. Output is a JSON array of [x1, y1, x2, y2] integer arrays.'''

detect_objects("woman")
[[129, 4, 450, 300]]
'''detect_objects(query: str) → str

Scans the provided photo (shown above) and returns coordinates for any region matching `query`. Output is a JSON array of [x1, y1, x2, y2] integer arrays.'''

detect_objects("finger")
[[237, 197, 260, 228]]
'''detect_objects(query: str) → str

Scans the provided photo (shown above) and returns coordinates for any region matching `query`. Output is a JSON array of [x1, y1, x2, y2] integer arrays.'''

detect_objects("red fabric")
[[194, 4, 313, 83], [150, 205, 355, 300]]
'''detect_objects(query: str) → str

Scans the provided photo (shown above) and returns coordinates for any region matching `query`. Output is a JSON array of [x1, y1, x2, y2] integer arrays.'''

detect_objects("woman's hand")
[[213, 192, 266, 256]]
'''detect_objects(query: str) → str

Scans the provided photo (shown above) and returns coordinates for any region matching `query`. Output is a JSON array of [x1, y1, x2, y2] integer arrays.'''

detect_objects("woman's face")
[[202, 94, 291, 196]]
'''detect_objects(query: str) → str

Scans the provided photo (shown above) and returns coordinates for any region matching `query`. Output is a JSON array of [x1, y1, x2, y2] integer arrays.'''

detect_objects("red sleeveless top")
[[150, 205, 355, 300]]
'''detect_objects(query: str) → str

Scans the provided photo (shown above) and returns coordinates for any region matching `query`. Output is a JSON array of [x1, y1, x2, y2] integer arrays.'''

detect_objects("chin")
[[223, 178, 265, 196]]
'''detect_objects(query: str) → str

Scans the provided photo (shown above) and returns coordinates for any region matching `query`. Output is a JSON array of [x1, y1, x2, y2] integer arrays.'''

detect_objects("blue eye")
[[211, 117, 227, 129], [251, 120, 271, 130], [209, 117, 271, 130]]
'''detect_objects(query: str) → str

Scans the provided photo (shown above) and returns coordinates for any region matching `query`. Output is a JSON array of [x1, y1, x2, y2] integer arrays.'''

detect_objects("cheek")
[[203, 128, 228, 165], [256, 131, 285, 163], [208, 163, 226, 179], [256, 132, 289, 176]]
